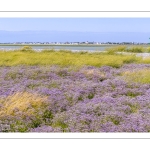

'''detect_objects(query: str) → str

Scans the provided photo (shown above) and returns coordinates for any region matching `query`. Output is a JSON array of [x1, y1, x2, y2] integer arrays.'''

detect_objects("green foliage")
[[106, 46, 149, 53], [126, 91, 140, 97], [19, 46, 34, 52], [78, 96, 83, 101], [145, 47, 150, 53], [107, 116, 122, 125], [122, 69, 150, 84], [5, 72, 17, 80], [127, 47, 144, 53], [10, 120, 28, 132], [31, 117, 42, 128], [126, 103, 140, 113], [111, 118, 120, 125], [106, 46, 126, 54], [88, 93, 95, 99], [43, 110, 53, 121], [27, 83, 40, 90], [53, 120, 68, 131], [0, 48, 146, 67], [47, 82, 59, 88]]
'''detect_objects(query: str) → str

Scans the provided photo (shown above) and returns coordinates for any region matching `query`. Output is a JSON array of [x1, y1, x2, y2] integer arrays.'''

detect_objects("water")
[[0, 45, 113, 52], [0, 45, 149, 52]]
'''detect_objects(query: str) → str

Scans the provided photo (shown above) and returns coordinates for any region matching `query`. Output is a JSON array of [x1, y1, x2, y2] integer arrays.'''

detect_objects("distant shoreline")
[[0, 44, 149, 46]]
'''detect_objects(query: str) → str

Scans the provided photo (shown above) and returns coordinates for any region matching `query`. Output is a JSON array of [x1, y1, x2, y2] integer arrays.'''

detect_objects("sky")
[[0, 18, 150, 42]]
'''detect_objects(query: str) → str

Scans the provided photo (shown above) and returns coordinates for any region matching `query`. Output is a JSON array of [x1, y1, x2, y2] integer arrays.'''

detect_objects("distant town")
[[0, 41, 149, 45]]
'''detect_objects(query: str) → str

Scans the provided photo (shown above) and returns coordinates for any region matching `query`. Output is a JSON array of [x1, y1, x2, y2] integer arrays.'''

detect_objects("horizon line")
[[1, 30, 150, 33]]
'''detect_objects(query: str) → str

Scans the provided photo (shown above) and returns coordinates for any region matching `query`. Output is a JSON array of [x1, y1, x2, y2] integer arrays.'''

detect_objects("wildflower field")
[[1, 46, 150, 132]]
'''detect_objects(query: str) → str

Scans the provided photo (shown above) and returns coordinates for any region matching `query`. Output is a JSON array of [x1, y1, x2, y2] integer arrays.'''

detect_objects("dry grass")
[[0, 92, 48, 117], [81, 69, 106, 77]]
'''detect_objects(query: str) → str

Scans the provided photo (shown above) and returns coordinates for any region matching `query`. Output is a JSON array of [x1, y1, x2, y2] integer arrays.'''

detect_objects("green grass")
[[122, 69, 150, 84], [106, 46, 150, 54], [106, 46, 127, 54], [0, 47, 142, 68]]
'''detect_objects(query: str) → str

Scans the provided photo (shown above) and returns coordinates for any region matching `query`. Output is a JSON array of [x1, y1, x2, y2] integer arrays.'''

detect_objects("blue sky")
[[0, 18, 150, 42]]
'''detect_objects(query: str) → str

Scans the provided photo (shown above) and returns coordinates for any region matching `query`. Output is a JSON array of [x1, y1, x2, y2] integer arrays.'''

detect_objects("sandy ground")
[[136, 53, 150, 59]]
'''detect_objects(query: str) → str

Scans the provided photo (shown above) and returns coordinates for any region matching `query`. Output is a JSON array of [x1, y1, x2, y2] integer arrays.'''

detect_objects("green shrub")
[[145, 47, 150, 53], [126, 47, 144, 53], [106, 46, 126, 54], [19, 46, 34, 52]]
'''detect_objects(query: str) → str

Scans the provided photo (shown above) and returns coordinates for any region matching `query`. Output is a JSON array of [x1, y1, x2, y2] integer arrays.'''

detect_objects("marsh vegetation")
[[0, 46, 150, 132]]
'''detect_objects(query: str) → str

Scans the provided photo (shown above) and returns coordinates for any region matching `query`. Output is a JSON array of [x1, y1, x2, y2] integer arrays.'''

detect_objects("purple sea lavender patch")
[[0, 64, 150, 132], [30, 125, 55, 132]]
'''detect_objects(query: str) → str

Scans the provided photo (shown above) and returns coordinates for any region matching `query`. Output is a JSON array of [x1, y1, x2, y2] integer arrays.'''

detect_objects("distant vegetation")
[[18, 46, 35, 52], [0, 46, 142, 68], [106, 46, 150, 54]]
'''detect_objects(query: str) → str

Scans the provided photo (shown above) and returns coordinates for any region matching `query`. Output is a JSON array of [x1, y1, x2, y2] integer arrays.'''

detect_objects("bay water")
[[0, 45, 149, 52]]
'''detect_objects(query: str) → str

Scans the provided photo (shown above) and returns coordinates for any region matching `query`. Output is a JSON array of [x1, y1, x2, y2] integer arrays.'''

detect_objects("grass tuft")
[[0, 92, 48, 117], [122, 69, 150, 84]]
